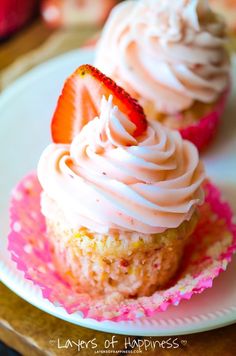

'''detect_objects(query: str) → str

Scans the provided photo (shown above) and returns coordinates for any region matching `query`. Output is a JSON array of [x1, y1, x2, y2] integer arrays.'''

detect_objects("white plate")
[[0, 48, 236, 336]]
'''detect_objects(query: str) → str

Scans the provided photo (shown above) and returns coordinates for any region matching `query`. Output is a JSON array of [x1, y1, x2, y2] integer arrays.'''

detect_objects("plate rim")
[[1, 260, 236, 336], [0, 47, 93, 108], [0, 47, 236, 336]]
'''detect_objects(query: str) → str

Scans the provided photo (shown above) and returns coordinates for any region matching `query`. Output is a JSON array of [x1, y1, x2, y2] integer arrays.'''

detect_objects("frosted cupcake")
[[37, 65, 205, 298], [95, 0, 231, 150], [209, 0, 236, 34]]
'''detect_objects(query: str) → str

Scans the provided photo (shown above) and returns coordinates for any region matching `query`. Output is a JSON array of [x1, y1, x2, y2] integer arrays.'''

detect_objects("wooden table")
[[0, 282, 236, 356], [0, 18, 236, 356]]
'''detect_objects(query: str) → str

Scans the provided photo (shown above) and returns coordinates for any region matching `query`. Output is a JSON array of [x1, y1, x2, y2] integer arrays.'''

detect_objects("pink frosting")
[[95, 0, 230, 114], [38, 95, 205, 234]]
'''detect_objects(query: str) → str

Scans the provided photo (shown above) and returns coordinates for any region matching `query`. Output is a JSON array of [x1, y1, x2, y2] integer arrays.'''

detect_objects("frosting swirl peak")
[[95, 0, 230, 114], [38, 96, 205, 234]]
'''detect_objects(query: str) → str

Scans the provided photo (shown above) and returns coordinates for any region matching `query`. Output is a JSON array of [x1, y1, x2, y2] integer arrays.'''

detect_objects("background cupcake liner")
[[8, 173, 236, 321], [179, 88, 229, 151]]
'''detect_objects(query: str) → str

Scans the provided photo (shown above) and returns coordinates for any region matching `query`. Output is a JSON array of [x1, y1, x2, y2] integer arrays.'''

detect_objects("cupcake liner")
[[8, 173, 236, 321], [179, 88, 229, 151]]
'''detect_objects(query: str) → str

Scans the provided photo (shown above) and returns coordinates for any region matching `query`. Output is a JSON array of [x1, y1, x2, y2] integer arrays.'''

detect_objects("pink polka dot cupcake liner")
[[8, 173, 236, 321], [179, 88, 230, 151]]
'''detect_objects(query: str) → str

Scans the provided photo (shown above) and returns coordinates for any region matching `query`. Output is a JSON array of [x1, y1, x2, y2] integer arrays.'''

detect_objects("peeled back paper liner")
[[8, 173, 236, 321]]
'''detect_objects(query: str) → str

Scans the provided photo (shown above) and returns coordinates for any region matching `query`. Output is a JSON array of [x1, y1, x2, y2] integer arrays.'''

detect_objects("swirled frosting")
[[95, 0, 230, 114], [38, 95, 205, 234]]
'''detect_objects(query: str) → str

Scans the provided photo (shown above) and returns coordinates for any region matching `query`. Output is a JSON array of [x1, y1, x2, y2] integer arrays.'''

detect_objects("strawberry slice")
[[51, 64, 147, 143]]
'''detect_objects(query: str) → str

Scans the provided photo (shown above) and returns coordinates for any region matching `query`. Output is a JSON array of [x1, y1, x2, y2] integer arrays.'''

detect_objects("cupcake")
[[37, 65, 205, 298], [95, 0, 231, 150], [209, 0, 236, 34]]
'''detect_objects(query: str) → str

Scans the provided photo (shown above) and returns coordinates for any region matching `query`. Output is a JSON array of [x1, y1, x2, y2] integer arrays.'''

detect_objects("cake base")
[[8, 173, 236, 321], [43, 196, 198, 298]]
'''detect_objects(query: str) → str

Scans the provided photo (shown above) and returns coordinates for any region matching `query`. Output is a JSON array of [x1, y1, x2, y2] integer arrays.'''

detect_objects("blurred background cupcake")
[[0, 0, 39, 39], [41, 0, 118, 29], [209, 0, 236, 52], [95, 0, 231, 151], [209, 0, 236, 34], [0, 0, 120, 89]]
